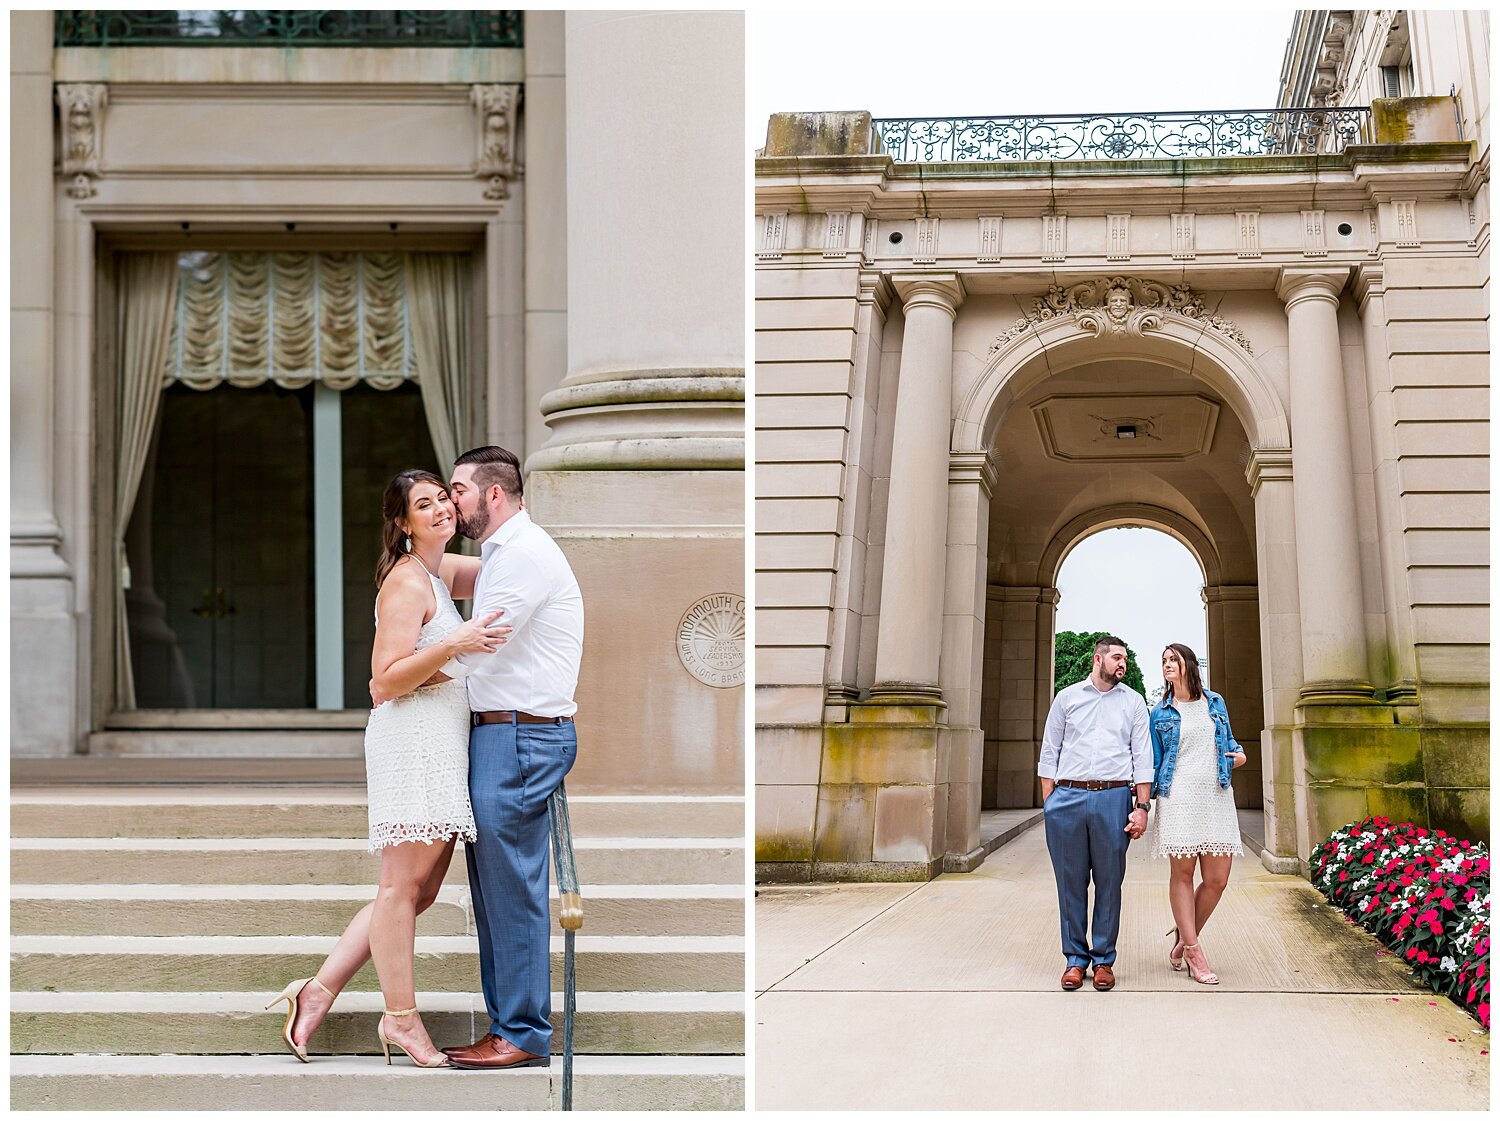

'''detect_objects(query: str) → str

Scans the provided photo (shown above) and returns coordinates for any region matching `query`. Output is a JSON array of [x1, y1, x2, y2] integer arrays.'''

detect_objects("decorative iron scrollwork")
[[874, 108, 1372, 163], [55, 10, 523, 48], [990, 277, 1254, 354]]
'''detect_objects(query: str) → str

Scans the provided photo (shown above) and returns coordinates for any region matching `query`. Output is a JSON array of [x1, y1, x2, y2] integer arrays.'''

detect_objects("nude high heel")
[[1166, 927, 1186, 971], [265, 976, 336, 1062], [1182, 943, 1220, 985], [378, 1007, 449, 1068]]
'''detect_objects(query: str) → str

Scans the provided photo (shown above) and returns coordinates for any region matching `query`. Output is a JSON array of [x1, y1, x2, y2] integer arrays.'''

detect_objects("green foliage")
[[1053, 630, 1146, 697]]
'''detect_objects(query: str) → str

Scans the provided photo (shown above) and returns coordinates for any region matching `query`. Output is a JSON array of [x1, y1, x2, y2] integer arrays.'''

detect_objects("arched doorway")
[[947, 309, 1293, 865]]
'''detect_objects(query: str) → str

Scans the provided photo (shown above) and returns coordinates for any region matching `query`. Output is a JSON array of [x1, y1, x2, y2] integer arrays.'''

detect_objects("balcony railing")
[[873, 108, 1373, 163], [55, 10, 523, 48]]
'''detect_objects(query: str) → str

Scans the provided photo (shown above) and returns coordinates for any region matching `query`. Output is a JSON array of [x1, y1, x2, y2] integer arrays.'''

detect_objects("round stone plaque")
[[676, 593, 746, 689]]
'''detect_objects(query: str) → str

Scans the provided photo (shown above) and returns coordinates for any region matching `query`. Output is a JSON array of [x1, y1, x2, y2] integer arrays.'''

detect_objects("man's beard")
[[456, 505, 491, 541]]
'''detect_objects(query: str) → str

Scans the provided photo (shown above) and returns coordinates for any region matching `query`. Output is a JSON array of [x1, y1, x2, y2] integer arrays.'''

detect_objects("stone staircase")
[[11, 787, 746, 1110]]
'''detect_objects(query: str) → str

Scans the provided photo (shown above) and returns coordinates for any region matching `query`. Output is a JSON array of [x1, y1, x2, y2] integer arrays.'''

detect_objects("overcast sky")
[[750, 8, 1288, 696], [749, 8, 1298, 134]]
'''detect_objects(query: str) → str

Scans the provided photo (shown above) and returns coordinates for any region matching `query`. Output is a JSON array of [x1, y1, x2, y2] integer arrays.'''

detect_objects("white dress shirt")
[[1037, 677, 1153, 785], [446, 509, 584, 718]]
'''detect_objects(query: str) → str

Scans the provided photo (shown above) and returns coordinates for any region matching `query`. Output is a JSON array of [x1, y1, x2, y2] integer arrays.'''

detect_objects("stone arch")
[[952, 310, 1290, 456], [1040, 503, 1221, 589]]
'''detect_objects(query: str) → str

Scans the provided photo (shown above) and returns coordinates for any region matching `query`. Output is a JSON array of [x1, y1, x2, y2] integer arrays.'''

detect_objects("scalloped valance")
[[166, 251, 432, 391]]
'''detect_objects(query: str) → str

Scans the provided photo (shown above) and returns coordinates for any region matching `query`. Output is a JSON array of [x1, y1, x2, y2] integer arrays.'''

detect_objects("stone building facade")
[[11, 10, 746, 794], [754, 11, 1488, 881]]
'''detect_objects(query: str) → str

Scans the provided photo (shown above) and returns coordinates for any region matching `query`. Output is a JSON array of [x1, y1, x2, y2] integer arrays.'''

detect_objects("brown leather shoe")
[[447, 1034, 550, 1070], [1060, 966, 1086, 990], [441, 1032, 496, 1059], [1092, 964, 1116, 991]]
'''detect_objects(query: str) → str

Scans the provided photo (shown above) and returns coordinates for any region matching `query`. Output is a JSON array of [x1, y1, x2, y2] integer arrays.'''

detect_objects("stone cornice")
[[1277, 265, 1351, 307], [948, 450, 998, 497], [890, 273, 964, 315], [1352, 263, 1385, 310], [1246, 447, 1293, 494], [856, 271, 895, 314], [756, 145, 1475, 214]]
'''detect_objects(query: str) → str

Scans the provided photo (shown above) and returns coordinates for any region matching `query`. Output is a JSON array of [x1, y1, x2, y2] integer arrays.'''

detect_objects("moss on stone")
[[1418, 725, 1491, 788], [1427, 788, 1490, 843], [754, 834, 814, 863], [1300, 723, 1424, 785], [821, 724, 939, 786]]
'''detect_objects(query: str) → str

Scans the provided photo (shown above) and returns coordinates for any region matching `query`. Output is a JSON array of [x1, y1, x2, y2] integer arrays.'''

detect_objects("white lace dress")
[[364, 560, 477, 853], [1150, 696, 1243, 859]]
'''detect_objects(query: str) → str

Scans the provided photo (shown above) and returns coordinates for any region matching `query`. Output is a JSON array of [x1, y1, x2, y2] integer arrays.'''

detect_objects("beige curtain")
[[407, 253, 472, 473], [170, 251, 412, 391], [115, 253, 181, 710]]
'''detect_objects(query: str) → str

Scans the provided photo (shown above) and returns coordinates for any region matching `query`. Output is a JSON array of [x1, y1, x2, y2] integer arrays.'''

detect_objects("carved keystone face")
[[1106, 287, 1130, 320]]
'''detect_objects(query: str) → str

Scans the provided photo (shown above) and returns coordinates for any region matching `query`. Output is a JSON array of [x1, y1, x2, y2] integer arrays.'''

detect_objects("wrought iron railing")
[[873, 108, 1373, 163], [55, 10, 523, 48]]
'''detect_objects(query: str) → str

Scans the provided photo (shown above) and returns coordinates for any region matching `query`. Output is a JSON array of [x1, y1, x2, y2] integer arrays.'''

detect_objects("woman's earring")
[[403, 535, 412, 553]]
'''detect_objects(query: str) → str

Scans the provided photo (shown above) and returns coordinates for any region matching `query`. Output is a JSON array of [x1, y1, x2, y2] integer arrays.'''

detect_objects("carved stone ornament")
[[471, 84, 521, 200], [989, 276, 1254, 354], [56, 83, 108, 200], [676, 593, 745, 689]]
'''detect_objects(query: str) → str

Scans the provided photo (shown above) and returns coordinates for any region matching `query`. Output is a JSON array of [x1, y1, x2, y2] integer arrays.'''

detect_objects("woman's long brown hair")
[[374, 469, 450, 588], [1163, 643, 1204, 702]]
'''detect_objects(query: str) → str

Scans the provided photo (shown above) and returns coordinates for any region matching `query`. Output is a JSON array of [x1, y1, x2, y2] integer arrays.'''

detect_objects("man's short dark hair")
[[455, 445, 523, 501], [1094, 635, 1128, 656]]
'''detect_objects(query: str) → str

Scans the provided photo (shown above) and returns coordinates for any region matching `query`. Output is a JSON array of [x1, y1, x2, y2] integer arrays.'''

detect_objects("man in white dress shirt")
[[1038, 635, 1152, 992], [439, 445, 585, 1069]]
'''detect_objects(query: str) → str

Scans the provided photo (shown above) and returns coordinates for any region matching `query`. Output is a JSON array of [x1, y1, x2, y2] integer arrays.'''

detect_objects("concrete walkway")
[[755, 825, 1489, 1111]]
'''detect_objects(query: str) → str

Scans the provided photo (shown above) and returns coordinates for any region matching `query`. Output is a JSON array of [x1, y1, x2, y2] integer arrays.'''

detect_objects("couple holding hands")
[[1040, 635, 1246, 991]]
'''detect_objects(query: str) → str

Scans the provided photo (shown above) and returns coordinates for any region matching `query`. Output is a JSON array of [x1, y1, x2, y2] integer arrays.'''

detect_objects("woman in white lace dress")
[[1147, 643, 1246, 985], [266, 470, 506, 1067]]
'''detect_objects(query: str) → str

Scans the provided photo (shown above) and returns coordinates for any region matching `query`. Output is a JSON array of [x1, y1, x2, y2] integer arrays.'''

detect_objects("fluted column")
[[871, 274, 964, 701], [1277, 267, 1373, 700]]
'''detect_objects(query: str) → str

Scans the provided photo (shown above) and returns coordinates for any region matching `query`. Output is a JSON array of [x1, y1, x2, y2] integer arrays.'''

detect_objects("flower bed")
[[1310, 816, 1489, 1029]]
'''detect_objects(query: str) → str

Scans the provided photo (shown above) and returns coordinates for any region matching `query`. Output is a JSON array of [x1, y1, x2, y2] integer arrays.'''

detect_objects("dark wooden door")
[[134, 383, 314, 708]]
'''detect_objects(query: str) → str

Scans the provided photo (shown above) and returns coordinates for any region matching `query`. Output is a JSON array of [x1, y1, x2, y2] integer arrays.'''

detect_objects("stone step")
[[10, 1054, 746, 1110], [11, 789, 745, 839], [11, 884, 745, 938], [11, 837, 745, 886], [11, 935, 745, 993], [12, 990, 744, 1056]]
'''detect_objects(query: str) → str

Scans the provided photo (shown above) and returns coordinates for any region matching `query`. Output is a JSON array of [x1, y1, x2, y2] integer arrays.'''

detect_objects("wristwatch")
[[1134, 801, 1150, 813]]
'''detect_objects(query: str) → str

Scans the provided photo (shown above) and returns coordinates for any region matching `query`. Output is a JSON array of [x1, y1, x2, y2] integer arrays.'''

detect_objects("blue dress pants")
[[465, 719, 577, 1056], [1042, 784, 1132, 968]]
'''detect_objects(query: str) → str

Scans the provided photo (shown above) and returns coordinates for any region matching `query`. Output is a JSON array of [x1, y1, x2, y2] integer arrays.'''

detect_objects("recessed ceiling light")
[[1116, 425, 1137, 439]]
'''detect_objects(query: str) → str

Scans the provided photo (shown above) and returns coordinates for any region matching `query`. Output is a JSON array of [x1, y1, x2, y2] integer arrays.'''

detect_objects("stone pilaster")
[[12, 12, 79, 755], [1247, 448, 1305, 868], [870, 274, 964, 703], [1276, 267, 1374, 703]]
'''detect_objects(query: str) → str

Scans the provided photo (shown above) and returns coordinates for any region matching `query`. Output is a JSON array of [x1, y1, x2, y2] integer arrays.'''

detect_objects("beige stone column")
[[525, 11, 744, 793], [1032, 588, 1060, 806], [531, 11, 743, 471], [520, 11, 566, 462], [1277, 267, 1373, 700], [871, 274, 964, 702], [1247, 449, 1306, 867], [1202, 584, 1262, 808]]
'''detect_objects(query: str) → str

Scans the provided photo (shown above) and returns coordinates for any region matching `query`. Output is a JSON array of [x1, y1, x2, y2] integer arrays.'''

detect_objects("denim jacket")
[[1149, 688, 1241, 798]]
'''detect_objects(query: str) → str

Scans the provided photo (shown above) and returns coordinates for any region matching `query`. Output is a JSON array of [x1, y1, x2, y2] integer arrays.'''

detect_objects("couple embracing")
[[267, 445, 583, 1070], [1040, 635, 1246, 991]]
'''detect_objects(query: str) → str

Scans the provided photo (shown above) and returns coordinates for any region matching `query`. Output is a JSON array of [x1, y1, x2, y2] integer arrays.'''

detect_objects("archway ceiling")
[[985, 359, 1257, 587]]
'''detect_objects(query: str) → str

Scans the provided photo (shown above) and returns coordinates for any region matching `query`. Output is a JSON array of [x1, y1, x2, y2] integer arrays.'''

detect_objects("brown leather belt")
[[472, 710, 574, 726], [1056, 779, 1131, 790]]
